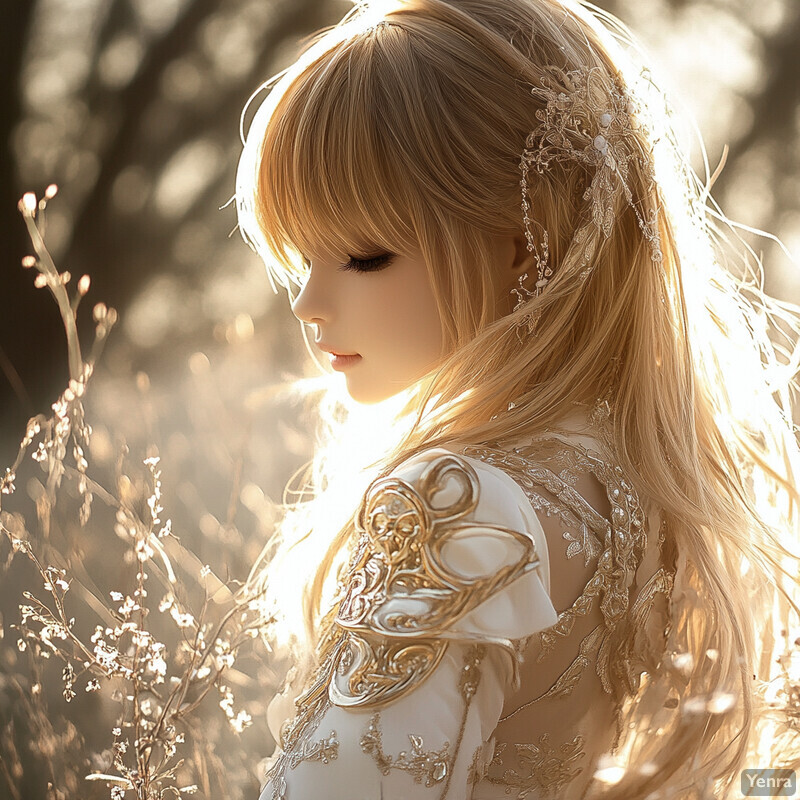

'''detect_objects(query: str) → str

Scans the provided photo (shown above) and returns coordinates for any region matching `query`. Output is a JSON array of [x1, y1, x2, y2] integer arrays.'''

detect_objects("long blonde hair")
[[235, 0, 800, 796]]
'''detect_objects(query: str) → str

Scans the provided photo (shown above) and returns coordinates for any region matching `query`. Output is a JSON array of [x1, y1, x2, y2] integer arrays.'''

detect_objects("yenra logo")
[[740, 769, 796, 797]]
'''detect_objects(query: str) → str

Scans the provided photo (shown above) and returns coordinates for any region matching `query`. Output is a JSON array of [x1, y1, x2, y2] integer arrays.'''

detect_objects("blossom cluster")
[[1, 189, 274, 800]]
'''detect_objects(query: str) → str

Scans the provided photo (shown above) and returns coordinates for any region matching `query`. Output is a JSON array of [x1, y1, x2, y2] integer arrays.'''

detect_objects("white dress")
[[259, 405, 671, 800]]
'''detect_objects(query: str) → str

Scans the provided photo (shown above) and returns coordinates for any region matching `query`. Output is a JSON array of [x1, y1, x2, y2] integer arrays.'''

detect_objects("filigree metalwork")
[[262, 418, 674, 800], [329, 630, 446, 708], [332, 452, 543, 706]]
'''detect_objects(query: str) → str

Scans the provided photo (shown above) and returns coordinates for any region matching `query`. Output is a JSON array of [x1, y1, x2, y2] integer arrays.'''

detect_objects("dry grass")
[[0, 188, 288, 800]]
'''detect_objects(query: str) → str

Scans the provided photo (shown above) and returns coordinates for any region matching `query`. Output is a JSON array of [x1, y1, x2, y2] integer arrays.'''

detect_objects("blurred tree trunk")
[[0, 0, 67, 445]]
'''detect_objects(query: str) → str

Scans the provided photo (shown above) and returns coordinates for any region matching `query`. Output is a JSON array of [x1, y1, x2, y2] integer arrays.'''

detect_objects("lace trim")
[[265, 402, 671, 800], [486, 733, 587, 798], [460, 415, 673, 795], [498, 625, 605, 722], [461, 436, 649, 696]]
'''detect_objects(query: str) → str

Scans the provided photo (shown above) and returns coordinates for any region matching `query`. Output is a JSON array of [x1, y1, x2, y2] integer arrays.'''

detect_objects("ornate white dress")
[[258, 405, 672, 799]]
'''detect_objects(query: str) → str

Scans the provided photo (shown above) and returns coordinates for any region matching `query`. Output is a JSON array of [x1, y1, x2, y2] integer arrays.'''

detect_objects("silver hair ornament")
[[513, 67, 664, 341]]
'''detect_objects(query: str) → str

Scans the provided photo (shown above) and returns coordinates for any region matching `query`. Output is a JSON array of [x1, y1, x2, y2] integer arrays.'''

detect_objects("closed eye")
[[297, 252, 395, 274], [338, 253, 394, 273]]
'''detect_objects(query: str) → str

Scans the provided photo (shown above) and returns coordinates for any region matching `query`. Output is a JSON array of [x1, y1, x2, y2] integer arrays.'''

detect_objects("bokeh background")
[[3, 0, 800, 447], [1, 0, 799, 798]]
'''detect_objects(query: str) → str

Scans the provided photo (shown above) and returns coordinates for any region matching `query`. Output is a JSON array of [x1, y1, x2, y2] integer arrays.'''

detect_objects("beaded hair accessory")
[[513, 67, 663, 340]]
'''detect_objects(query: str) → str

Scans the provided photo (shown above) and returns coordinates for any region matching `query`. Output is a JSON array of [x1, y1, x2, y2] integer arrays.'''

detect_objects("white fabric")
[[259, 448, 559, 800]]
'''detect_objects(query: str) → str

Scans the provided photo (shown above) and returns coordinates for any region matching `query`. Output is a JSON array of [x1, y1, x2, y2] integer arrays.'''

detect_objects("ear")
[[502, 233, 537, 291]]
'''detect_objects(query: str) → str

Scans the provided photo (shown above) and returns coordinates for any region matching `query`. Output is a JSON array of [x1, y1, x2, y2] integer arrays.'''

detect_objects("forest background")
[[1, 0, 800, 798]]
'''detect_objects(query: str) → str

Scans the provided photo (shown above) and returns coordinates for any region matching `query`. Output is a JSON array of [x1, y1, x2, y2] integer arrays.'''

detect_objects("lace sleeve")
[[259, 448, 558, 800]]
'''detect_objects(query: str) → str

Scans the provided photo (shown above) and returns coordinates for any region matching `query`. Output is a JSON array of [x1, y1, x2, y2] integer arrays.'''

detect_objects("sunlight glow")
[[153, 139, 224, 218]]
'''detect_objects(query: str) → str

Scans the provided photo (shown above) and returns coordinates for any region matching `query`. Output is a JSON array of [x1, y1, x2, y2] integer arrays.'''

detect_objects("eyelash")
[[338, 253, 394, 273], [299, 253, 394, 275]]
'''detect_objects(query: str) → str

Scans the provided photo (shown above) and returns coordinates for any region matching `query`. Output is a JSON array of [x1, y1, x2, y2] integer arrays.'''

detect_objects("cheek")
[[378, 275, 443, 362]]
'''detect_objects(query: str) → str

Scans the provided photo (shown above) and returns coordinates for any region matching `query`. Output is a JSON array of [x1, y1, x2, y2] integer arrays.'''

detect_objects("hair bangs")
[[254, 28, 422, 290]]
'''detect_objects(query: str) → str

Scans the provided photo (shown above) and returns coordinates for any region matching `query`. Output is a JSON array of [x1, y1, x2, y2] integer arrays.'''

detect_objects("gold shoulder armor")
[[329, 451, 542, 709]]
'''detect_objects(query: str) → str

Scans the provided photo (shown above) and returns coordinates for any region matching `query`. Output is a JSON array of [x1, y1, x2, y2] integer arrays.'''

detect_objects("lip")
[[328, 353, 362, 370], [316, 343, 362, 371]]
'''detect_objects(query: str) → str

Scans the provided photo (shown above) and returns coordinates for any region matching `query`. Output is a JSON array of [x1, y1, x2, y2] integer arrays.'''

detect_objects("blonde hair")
[[235, 0, 800, 796]]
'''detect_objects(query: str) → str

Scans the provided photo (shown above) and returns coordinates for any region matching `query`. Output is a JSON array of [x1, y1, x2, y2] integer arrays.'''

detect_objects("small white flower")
[[149, 655, 168, 678], [1, 469, 16, 494], [169, 606, 195, 628], [230, 709, 252, 733]]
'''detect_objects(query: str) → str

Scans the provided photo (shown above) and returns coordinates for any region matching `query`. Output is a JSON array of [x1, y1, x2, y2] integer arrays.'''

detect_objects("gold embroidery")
[[438, 644, 486, 799], [562, 524, 603, 566], [461, 424, 673, 796], [467, 744, 484, 785], [287, 730, 339, 769], [486, 733, 586, 798], [347, 645, 488, 798], [264, 411, 671, 800], [360, 712, 451, 786], [628, 566, 675, 674], [460, 643, 485, 701], [262, 609, 344, 799], [334, 452, 543, 706]]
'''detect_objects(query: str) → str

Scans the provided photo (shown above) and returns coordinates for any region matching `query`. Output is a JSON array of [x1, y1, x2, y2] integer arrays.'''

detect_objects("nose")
[[290, 271, 328, 325]]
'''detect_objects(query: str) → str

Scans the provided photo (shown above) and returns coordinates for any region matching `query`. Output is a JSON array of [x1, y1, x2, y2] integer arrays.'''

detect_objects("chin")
[[345, 377, 410, 406], [347, 387, 394, 406]]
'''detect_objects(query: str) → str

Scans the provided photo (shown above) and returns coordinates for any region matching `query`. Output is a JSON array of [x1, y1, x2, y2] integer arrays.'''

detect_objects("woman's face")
[[290, 243, 446, 404]]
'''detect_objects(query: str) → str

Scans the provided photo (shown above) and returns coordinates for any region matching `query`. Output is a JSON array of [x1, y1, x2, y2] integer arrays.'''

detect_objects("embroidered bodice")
[[258, 408, 673, 799]]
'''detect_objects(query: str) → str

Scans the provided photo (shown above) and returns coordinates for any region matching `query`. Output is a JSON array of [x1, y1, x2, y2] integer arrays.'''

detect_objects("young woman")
[[234, 0, 800, 797]]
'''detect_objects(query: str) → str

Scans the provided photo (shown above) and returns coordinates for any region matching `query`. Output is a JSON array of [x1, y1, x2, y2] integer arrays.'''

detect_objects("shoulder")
[[362, 445, 548, 563], [352, 445, 550, 596], [329, 445, 558, 708]]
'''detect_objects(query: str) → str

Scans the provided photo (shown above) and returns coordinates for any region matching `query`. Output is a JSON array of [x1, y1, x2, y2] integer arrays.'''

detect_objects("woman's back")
[[460, 404, 672, 797], [259, 402, 673, 799]]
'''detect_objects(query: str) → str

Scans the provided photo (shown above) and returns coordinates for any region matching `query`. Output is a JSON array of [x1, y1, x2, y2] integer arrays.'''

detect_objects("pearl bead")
[[593, 135, 608, 154]]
